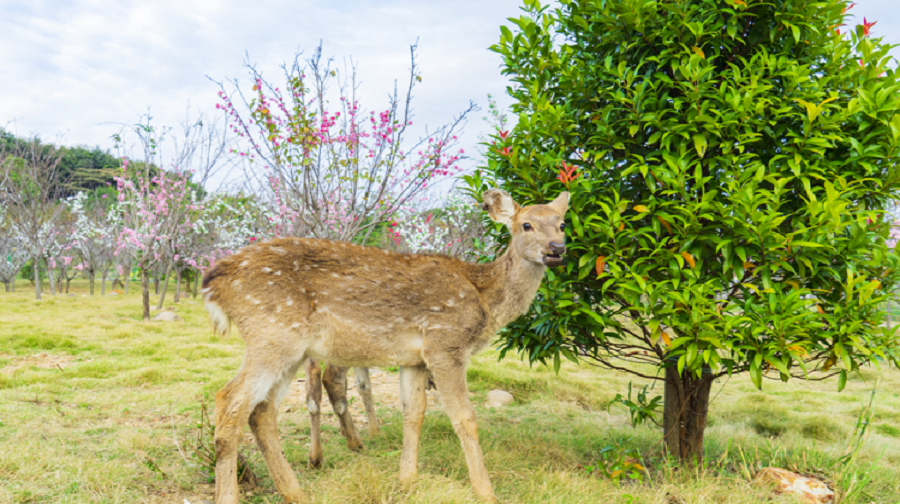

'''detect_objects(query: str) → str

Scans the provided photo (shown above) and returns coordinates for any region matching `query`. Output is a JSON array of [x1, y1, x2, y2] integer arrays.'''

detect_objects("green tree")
[[471, 0, 900, 464]]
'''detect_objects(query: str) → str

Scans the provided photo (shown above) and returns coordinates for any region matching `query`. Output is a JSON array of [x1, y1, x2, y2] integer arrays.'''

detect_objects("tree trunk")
[[174, 269, 182, 303], [663, 366, 714, 467], [156, 263, 172, 310], [3, 281, 8, 292], [193, 272, 199, 298], [65, 276, 71, 294], [141, 266, 150, 321], [34, 258, 41, 300], [154, 274, 160, 295], [89, 270, 96, 295], [101, 269, 107, 296], [10, 275, 14, 292], [47, 259, 57, 296], [125, 263, 131, 295]]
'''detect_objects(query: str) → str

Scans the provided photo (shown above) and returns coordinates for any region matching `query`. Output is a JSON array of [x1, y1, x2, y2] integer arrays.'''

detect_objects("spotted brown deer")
[[202, 188, 569, 503]]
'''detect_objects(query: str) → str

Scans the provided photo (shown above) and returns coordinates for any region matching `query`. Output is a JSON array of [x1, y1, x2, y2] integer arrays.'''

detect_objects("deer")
[[202, 188, 569, 503], [302, 359, 379, 468]]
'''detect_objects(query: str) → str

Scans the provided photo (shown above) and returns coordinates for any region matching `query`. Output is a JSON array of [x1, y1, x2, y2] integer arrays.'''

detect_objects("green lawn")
[[1, 280, 898, 503]]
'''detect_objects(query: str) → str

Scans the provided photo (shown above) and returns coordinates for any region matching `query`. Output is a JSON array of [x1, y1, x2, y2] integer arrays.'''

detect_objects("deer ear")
[[547, 191, 569, 214], [481, 188, 520, 226]]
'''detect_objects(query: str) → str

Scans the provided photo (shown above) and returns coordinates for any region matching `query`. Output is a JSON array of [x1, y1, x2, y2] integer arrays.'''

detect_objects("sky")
[[0, 0, 897, 187]]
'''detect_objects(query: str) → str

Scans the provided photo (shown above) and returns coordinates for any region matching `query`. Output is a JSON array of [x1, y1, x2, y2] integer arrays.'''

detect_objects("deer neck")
[[467, 246, 546, 330]]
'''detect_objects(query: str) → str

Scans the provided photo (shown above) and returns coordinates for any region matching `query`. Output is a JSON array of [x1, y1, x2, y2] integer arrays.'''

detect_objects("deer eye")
[[523, 223, 533, 231], [559, 223, 566, 231]]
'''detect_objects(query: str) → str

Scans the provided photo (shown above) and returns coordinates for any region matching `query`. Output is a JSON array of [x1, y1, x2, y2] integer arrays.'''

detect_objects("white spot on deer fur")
[[335, 401, 346, 415], [268, 317, 276, 324], [262, 267, 272, 273], [290, 322, 301, 329], [446, 299, 455, 307], [231, 280, 240, 288], [275, 271, 281, 276], [293, 239, 299, 245], [268, 281, 274, 286], [307, 398, 319, 414], [459, 292, 466, 298], [304, 265, 311, 270], [239, 260, 249, 267], [286, 296, 294, 306], [293, 261, 299, 271], [332, 273, 340, 278], [276, 305, 282, 313], [201, 287, 211, 294], [271, 247, 287, 255], [430, 306, 441, 312]]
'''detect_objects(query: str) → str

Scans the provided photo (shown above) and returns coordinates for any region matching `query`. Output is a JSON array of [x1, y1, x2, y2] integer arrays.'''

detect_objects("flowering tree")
[[214, 42, 473, 243], [68, 191, 120, 295], [112, 112, 234, 317], [396, 189, 490, 260], [115, 157, 198, 318], [0, 137, 68, 299], [0, 208, 28, 292]]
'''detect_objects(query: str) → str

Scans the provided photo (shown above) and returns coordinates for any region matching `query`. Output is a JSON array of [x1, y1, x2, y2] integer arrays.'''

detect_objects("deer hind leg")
[[248, 359, 304, 502], [215, 359, 307, 504], [322, 364, 364, 451], [398, 364, 428, 491], [304, 357, 324, 469], [429, 363, 497, 503], [355, 367, 380, 436]]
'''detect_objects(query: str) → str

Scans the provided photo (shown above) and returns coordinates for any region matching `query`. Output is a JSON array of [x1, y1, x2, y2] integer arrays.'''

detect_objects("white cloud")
[[0, 0, 896, 182]]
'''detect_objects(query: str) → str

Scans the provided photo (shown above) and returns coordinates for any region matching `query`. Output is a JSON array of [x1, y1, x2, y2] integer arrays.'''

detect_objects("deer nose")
[[549, 242, 566, 255]]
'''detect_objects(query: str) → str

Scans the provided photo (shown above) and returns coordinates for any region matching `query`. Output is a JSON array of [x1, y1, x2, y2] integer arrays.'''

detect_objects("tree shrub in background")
[[471, 0, 900, 464]]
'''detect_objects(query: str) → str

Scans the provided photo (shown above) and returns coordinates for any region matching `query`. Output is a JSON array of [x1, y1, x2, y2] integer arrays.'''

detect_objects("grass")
[[1, 280, 900, 503]]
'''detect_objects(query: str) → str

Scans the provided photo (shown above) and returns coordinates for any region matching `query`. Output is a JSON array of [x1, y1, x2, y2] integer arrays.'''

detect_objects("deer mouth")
[[542, 253, 565, 266]]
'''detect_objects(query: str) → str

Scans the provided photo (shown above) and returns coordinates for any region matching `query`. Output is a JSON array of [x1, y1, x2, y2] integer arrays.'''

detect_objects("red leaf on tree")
[[861, 17, 876, 37], [557, 162, 580, 186]]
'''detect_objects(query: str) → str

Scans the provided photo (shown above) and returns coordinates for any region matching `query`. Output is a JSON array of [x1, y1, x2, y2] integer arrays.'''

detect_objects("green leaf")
[[838, 369, 847, 392], [693, 134, 707, 157]]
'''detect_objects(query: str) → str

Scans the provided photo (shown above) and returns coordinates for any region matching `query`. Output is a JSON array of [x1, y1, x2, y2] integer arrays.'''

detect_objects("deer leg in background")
[[398, 364, 428, 491], [355, 367, 380, 436], [304, 357, 324, 469], [322, 364, 364, 451]]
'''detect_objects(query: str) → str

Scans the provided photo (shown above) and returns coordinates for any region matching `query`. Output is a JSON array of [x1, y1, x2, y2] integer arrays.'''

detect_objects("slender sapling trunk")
[[141, 266, 150, 321], [33, 258, 41, 300], [156, 263, 172, 310]]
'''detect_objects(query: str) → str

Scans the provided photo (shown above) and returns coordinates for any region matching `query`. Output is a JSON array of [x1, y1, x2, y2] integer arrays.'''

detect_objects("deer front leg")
[[304, 358, 324, 469], [355, 367, 380, 436], [322, 364, 364, 451], [429, 364, 497, 503], [398, 365, 429, 490]]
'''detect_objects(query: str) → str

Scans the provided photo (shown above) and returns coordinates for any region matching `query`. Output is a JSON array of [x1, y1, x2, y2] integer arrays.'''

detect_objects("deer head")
[[482, 188, 569, 267]]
